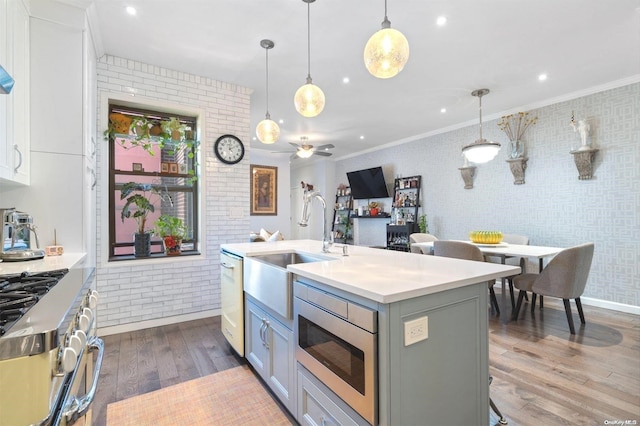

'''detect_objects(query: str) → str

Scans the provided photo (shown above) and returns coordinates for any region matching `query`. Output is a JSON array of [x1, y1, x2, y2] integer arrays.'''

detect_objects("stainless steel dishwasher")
[[220, 250, 244, 356]]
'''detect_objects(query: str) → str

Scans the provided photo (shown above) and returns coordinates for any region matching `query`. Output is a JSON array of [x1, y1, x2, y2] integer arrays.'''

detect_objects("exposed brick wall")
[[96, 55, 251, 330]]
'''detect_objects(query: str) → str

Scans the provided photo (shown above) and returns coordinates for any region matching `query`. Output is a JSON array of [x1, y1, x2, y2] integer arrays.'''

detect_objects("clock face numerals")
[[214, 135, 244, 164]]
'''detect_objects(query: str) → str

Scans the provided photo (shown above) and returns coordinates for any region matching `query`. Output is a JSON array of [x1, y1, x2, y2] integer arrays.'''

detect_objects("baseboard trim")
[[580, 297, 639, 315], [97, 309, 221, 336]]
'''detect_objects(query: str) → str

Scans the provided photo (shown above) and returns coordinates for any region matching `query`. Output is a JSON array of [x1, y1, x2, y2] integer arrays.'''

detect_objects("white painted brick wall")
[[96, 55, 251, 330]]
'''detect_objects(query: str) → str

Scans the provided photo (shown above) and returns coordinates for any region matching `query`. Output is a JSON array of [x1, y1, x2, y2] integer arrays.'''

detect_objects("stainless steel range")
[[0, 267, 103, 425]]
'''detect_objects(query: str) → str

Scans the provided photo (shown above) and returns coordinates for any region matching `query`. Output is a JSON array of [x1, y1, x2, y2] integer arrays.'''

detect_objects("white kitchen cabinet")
[[245, 297, 296, 415], [29, 17, 82, 156], [82, 16, 97, 268], [0, 0, 30, 185], [0, 3, 97, 259]]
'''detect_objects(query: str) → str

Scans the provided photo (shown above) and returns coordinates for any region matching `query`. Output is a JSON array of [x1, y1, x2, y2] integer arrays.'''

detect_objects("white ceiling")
[[90, 0, 640, 160]]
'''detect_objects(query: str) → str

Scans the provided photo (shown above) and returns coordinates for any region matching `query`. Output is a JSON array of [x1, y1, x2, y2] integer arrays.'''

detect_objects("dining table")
[[412, 240, 565, 320]]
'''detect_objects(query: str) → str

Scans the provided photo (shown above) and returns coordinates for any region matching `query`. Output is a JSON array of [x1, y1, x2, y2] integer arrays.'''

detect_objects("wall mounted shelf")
[[458, 166, 476, 189], [570, 147, 599, 180], [506, 157, 528, 185]]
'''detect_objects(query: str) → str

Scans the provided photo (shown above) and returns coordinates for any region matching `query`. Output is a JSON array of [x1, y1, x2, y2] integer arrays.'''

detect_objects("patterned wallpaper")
[[335, 83, 639, 307]]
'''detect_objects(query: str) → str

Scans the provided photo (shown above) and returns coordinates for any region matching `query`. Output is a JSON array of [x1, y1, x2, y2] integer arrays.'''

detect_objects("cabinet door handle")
[[91, 169, 96, 190], [13, 145, 22, 173], [259, 319, 267, 346], [263, 320, 270, 350], [220, 262, 235, 269]]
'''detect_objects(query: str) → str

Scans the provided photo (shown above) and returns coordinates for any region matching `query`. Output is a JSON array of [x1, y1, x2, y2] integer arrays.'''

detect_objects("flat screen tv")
[[346, 166, 389, 199]]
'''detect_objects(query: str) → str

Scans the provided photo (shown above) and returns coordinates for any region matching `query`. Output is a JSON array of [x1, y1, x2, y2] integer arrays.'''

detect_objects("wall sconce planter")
[[570, 147, 598, 180], [459, 166, 476, 189], [506, 157, 528, 185]]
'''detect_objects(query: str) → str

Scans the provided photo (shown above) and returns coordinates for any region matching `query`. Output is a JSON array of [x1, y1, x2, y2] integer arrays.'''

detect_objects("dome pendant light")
[[294, 0, 325, 118], [364, 0, 410, 79], [462, 89, 501, 164], [256, 39, 280, 144]]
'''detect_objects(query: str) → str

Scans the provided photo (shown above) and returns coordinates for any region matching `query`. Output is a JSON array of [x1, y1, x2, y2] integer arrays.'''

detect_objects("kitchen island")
[[221, 240, 519, 426]]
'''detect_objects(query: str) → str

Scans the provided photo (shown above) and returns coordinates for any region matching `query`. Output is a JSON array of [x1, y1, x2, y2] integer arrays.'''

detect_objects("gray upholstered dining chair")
[[433, 240, 500, 314], [511, 242, 595, 334], [485, 234, 529, 309], [409, 233, 438, 254]]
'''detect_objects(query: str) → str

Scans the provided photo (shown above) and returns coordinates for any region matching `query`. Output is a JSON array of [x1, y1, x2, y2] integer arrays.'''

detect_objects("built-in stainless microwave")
[[294, 281, 377, 425]]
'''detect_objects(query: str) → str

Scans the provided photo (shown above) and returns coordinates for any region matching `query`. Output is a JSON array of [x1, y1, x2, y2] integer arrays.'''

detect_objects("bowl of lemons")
[[469, 230, 503, 244]]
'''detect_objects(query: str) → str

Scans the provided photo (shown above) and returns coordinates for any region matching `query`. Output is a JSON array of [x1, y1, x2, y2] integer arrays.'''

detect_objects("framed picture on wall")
[[161, 162, 169, 173], [250, 164, 277, 215], [169, 163, 178, 174]]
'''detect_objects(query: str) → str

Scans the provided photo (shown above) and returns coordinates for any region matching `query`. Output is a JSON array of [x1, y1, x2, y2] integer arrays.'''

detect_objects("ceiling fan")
[[272, 137, 335, 160]]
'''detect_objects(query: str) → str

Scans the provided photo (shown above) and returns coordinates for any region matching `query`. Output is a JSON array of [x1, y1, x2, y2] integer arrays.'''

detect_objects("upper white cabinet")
[[0, 1, 98, 261], [30, 17, 83, 156], [0, 0, 30, 185]]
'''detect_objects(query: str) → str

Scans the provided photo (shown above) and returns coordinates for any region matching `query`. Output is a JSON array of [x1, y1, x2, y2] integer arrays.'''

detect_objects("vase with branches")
[[497, 111, 538, 159]]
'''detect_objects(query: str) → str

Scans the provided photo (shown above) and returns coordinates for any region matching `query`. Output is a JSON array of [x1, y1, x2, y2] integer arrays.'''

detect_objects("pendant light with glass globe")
[[294, 0, 325, 118], [462, 89, 501, 163], [256, 39, 280, 144], [364, 0, 410, 79]]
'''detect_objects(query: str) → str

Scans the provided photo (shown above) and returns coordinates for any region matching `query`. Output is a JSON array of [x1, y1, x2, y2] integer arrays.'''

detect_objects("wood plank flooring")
[[488, 292, 640, 426], [92, 316, 246, 426], [91, 294, 640, 426]]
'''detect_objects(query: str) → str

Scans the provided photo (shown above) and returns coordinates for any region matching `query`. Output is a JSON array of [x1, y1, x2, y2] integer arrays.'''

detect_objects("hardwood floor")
[[92, 316, 246, 426], [92, 295, 640, 426], [488, 291, 640, 425]]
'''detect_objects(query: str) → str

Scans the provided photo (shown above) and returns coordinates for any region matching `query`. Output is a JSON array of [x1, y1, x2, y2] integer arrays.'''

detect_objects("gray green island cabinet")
[[220, 239, 519, 426]]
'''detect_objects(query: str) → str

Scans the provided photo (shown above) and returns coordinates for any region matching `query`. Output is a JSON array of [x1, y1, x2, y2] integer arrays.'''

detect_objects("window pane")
[[108, 105, 198, 260]]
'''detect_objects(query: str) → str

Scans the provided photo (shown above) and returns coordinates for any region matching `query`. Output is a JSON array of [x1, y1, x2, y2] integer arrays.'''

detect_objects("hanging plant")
[[104, 114, 200, 183]]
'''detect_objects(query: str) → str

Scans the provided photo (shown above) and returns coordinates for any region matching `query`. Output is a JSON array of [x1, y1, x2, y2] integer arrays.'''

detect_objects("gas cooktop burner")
[[0, 269, 68, 335]]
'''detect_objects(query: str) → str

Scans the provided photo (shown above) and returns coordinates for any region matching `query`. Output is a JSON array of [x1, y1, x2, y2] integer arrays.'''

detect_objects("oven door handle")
[[62, 336, 105, 423]]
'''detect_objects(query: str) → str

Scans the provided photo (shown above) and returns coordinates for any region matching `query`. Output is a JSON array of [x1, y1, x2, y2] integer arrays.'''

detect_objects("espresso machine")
[[1, 208, 46, 261]]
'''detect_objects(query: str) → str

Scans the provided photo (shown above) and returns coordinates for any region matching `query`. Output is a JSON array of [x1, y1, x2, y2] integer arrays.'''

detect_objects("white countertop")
[[221, 240, 520, 304], [0, 253, 87, 275]]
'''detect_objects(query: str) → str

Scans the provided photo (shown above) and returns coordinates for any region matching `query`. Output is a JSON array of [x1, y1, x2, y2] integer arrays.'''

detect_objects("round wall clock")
[[214, 134, 245, 165]]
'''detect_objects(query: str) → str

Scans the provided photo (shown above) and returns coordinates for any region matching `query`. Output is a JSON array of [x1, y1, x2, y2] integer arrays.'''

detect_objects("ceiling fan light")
[[364, 26, 410, 79], [294, 82, 325, 118], [462, 140, 501, 163], [296, 148, 314, 158], [256, 117, 280, 144]]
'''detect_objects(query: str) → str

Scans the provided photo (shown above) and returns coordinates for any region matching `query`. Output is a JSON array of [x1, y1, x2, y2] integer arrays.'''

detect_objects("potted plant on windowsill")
[[120, 182, 171, 257], [153, 215, 188, 256]]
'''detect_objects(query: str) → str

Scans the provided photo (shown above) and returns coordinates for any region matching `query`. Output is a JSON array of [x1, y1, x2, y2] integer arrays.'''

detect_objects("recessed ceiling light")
[[343, 77, 350, 84], [359, 135, 365, 140], [440, 108, 447, 113], [126, 6, 136, 15], [278, 119, 284, 124], [538, 73, 548, 81], [436, 16, 447, 26]]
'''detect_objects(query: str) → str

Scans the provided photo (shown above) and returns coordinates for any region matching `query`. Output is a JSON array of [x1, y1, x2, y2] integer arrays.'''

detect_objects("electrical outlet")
[[404, 316, 428, 346]]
